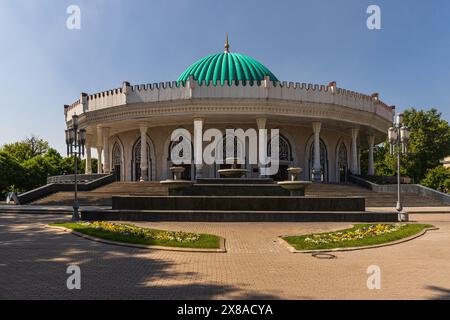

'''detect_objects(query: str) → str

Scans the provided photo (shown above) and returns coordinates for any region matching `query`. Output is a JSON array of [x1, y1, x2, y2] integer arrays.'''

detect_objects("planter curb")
[[280, 226, 439, 254], [47, 225, 226, 253]]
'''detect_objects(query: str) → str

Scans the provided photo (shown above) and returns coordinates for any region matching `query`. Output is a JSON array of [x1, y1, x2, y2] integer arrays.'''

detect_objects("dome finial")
[[224, 33, 230, 53]]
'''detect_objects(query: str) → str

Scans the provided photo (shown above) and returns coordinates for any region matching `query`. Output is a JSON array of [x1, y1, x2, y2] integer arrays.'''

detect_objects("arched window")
[[223, 134, 245, 161], [309, 139, 328, 182], [268, 135, 293, 181], [337, 143, 348, 183], [168, 135, 193, 180], [112, 143, 122, 181], [132, 138, 152, 181]]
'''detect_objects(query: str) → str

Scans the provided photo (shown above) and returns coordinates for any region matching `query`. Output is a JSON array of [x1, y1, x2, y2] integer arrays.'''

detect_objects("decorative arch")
[[131, 135, 156, 181], [335, 137, 350, 183], [268, 134, 294, 181], [305, 135, 330, 182], [163, 128, 194, 181], [108, 136, 125, 181], [214, 132, 248, 177]]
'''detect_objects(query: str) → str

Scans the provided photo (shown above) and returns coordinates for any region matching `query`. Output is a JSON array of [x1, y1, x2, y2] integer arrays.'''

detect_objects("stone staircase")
[[31, 181, 445, 207], [32, 182, 168, 206], [305, 183, 445, 207]]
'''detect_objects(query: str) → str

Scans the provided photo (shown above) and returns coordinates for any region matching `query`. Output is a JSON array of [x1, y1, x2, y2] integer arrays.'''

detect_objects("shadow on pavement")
[[0, 214, 278, 300]]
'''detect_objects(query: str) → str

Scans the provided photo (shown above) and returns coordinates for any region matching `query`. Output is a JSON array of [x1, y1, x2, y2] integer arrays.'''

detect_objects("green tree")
[[421, 166, 450, 194], [1, 135, 49, 161], [0, 136, 99, 194], [402, 108, 450, 181], [22, 156, 59, 190], [365, 108, 450, 182], [59, 156, 85, 175], [0, 151, 25, 198]]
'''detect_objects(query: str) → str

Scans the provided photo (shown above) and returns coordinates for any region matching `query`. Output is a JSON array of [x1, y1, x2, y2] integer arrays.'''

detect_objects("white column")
[[351, 128, 359, 174], [194, 118, 204, 179], [85, 145, 92, 174], [96, 147, 103, 173], [96, 126, 103, 174], [368, 135, 375, 176], [312, 122, 322, 181], [139, 125, 148, 181], [102, 128, 111, 174], [358, 148, 361, 175], [256, 117, 267, 177]]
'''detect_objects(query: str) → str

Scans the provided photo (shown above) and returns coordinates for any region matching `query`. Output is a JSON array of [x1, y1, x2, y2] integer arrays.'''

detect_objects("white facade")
[[65, 78, 394, 183]]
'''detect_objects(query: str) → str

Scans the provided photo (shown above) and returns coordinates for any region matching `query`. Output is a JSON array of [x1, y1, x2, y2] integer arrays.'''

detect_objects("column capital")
[[312, 122, 322, 134], [139, 124, 148, 134], [85, 134, 94, 147], [193, 117, 205, 123], [96, 126, 103, 147], [256, 117, 267, 130], [351, 128, 359, 139], [102, 127, 110, 136], [367, 135, 375, 146]]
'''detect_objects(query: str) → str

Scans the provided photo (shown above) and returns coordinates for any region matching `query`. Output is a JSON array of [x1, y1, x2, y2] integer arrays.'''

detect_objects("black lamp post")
[[388, 113, 410, 222], [65, 114, 86, 221]]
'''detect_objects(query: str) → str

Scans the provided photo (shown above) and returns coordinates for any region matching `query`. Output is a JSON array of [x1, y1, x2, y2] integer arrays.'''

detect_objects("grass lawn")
[[283, 223, 434, 251], [50, 222, 221, 249]]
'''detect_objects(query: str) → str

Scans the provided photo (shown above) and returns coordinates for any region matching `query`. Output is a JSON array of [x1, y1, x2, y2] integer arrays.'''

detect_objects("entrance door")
[[339, 165, 347, 183], [114, 165, 121, 181], [337, 143, 348, 184], [272, 164, 289, 181], [112, 143, 123, 181], [132, 138, 152, 181]]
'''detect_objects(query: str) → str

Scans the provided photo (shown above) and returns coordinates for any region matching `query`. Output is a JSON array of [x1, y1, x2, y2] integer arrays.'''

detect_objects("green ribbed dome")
[[177, 51, 278, 86]]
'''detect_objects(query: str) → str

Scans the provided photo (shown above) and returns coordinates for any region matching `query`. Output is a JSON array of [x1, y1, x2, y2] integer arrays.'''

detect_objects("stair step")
[[30, 182, 446, 207], [81, 209, 398, 222]]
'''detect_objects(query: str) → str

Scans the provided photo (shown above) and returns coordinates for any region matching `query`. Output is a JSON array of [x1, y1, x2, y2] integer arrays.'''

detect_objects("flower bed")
[[84, 221, 201, 243], [50, 222, 221, 249], [283, 223, 433, 251], [304, 224, 406, 245]]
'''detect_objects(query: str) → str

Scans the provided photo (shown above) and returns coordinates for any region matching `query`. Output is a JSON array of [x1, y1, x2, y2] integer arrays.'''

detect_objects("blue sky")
[[0, 0, 449, 154]]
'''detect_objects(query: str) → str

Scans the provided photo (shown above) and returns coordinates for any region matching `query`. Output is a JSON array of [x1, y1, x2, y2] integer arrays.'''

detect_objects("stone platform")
[[169, 178, 290, 196], [102, 177, 379, 222], [112, 195, 365, 211]]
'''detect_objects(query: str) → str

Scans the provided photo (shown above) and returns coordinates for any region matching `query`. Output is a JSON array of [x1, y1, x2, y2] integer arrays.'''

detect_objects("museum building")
[[64, 38, 394, 183]]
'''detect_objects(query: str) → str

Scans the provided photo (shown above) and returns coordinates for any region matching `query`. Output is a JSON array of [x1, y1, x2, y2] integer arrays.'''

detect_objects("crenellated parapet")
[[64, 77, 394, 123]]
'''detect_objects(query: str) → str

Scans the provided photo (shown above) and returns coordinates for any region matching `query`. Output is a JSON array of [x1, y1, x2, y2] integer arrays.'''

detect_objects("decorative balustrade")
[[64, 78, 394, 123]]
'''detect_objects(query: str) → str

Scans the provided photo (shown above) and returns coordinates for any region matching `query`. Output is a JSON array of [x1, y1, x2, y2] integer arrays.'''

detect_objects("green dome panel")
[[178, 52, 278, 86]]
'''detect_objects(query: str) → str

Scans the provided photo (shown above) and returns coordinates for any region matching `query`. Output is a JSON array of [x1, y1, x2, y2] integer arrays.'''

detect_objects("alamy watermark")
[[367, 5, 381, 30], [366, 265, 381, 290], [170, 126, 280, 176], [66, 5, 81, 30], [66, 265, 81, 290]]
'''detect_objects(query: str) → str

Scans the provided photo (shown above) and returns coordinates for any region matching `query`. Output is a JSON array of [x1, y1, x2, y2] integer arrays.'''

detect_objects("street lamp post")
[[388, 113, 410, 222], [65, 114, 86, 221]]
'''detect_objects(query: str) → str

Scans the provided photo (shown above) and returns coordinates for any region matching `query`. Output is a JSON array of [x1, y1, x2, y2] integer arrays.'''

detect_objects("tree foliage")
[[1, 136, 49, 161], [421, 166, 450, 194], [365, 108, 450, 186], [0, 136, 96, 199], [0, 151, 25, 194]]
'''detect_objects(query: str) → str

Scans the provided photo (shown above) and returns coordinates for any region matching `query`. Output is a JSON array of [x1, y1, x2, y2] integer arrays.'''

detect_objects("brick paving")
[[0, 213, 449, 300]]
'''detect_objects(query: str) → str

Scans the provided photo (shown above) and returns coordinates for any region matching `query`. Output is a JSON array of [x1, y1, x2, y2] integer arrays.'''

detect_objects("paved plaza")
[[0, 213, 449, 300]]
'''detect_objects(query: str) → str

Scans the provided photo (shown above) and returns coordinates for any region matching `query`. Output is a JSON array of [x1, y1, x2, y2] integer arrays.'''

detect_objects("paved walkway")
[[0, 213, 449, 299]]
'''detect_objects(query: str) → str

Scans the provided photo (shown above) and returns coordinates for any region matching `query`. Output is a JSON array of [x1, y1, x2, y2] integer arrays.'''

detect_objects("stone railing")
[[352, 174, 412, 185], [349, 175, 450, 205], [16, 174, 116, 205], [47, 174, 109, 184]]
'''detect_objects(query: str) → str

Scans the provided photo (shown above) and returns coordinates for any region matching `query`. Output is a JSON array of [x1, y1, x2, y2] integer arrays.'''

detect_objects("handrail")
[[16, 174, 116, 205], [47, 174, 109, 184], [348, 174, 450, 205]]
